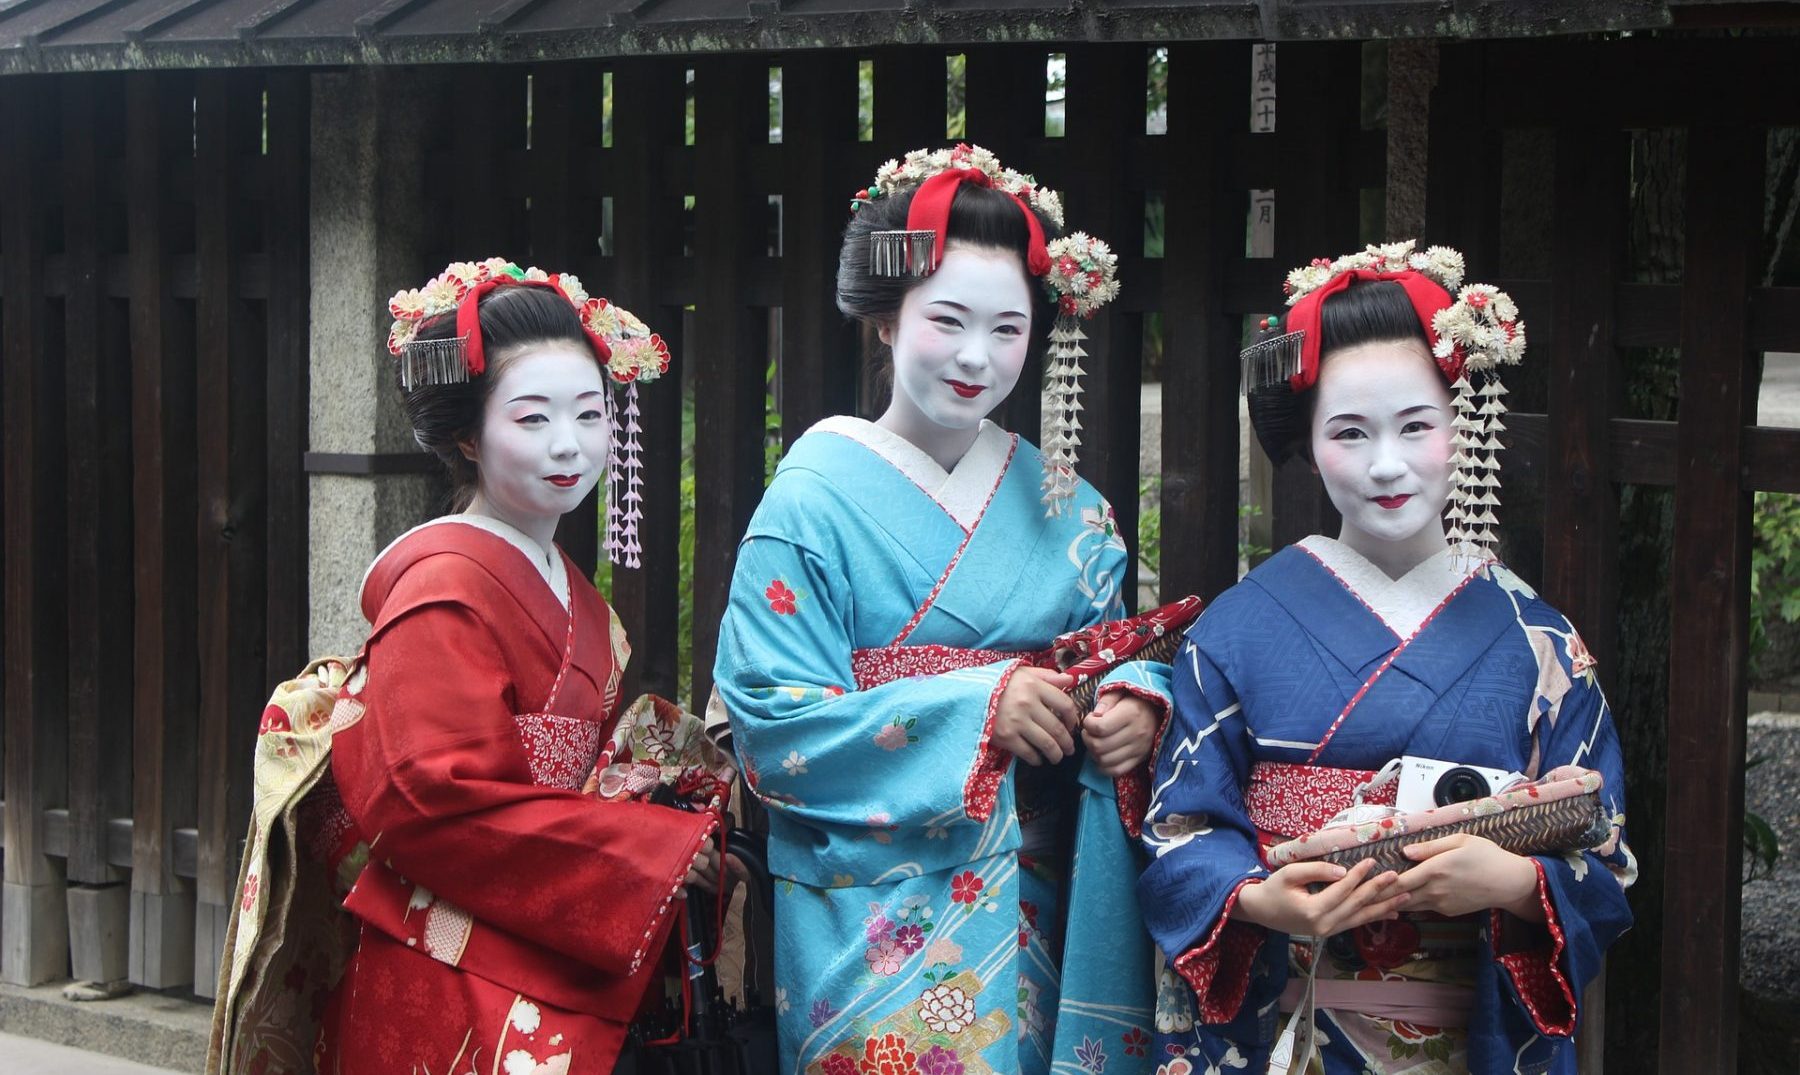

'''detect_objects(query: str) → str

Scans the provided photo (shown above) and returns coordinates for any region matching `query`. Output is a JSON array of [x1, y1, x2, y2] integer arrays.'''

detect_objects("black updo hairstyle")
[[836, 181, 1063, 368], [398, 283, 596, 511], [1246, 279, 1436, 465]]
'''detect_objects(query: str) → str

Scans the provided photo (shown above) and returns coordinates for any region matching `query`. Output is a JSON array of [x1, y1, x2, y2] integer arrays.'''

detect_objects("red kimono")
[[316, 520, 715, 1075]]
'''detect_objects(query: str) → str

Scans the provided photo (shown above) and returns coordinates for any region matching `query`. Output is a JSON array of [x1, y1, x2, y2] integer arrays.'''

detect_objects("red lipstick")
[[1373, 494, 1413, 510], [546, 474, 580, 488], [945, 380, 985, 399]]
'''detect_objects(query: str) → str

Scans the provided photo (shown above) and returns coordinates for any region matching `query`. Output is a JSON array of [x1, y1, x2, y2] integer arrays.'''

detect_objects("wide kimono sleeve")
[[715, 528, 1026, 883], [1470, 609, 1636, 1067], [331, 593, 717, 980], [1136, 615, 1275, 1025]]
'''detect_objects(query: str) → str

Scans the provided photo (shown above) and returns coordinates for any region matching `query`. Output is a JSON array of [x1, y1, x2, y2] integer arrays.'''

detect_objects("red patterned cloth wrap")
[[592, 693, 736, 814], [850, 644, 1024, 690], [1245, 761, 1398, 851], [1033, 595, 1202, 705], [1265, 768, 1607, 872]]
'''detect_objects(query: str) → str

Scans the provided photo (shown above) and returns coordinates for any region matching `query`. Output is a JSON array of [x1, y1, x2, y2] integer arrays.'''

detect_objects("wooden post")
[[265, 71, 312, 696], [1425, 42, 1501, 273], [689, 55, 774, 713], [1065, 43, 1148, 609], [1159, 42, 1248, 604], [127, 70, 199, 990], [777, 52, 861, 449], [1544, 125, 1627, 1074], [1657, 123, 1763, 1073], [608, 58, 690, 705], [192, 71, 269, 998], [2, 74, 72, 987], [61, 71, 135, 986], [1268, 41, 1360, 553]]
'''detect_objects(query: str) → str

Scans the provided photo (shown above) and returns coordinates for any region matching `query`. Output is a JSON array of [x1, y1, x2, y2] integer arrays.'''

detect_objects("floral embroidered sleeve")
[[331, 595, 714, 980], [715, 532, 1024, 887], [1470, 611, 1634, 1067], [1135, 626, 1273, 1025]]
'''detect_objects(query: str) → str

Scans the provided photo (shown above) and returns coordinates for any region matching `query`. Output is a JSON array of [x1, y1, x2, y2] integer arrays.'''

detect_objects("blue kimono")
[[1138, 537, 1634, 1075], [716, 417, 1170, 1075]]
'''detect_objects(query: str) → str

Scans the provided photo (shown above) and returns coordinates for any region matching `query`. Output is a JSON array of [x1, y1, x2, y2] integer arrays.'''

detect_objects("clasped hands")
[[1235, 834, 1547, 936], [990, 666, 1159, 777]]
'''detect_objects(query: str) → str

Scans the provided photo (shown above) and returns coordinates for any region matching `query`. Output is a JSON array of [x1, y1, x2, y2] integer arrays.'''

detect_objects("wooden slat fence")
[[0, 35, 1792, 1072]]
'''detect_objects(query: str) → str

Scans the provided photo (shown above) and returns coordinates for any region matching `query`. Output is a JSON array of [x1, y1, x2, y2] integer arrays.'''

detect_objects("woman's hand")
[[1391, 834, 1544, 921], [1081, 692, 1160, 777], [1234, 859, 1410, 937], [992, 667, 1080, 766], [681, 843, 722, 898]]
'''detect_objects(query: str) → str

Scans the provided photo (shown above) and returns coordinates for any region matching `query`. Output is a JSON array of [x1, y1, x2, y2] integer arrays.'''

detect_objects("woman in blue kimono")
[[1138, 242, 1634, 1074], [715, 145, 1171, 1075]]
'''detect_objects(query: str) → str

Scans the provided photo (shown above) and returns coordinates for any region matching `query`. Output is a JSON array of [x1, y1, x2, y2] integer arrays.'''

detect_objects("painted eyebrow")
[[924, 299, 1029, 320], [506, 391, 606, 404]]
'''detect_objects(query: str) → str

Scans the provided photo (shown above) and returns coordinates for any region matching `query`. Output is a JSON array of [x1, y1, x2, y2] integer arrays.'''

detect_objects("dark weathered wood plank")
[[62, 74, 134, 891], [1544, 124, 1628, 1074], [606, 58, 689, 706], [1426, 41, 1500, 275], [2, 73, 73, 986], [1659, 123, 1763, 1073], [127, 69, 199, 990], [264, 70, 310, 690], [1544, 127, 1627, 691], [1065, 43, 1147, 609], [690, 55, 775, 714], [192, 70, 269, 998], [777, 52, 861, 452], [872, 46, 946, 153], [1267, 41, 1360, 554], [1159, 42, 1248, 603], [451, 64, 528, 260]]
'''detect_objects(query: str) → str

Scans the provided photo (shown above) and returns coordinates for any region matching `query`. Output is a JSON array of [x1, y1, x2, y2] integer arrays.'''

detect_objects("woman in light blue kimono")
[[1138, 243, 1634, 1074], [715, 145, 1171, 1075]]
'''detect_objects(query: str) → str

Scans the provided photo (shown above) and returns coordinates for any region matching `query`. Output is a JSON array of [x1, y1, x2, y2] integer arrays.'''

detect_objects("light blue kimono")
[[716, 418, 1170, 1075]]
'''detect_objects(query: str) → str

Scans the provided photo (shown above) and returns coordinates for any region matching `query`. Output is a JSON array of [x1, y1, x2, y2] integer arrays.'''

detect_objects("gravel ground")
[[1743, 712, 1800, 1001]]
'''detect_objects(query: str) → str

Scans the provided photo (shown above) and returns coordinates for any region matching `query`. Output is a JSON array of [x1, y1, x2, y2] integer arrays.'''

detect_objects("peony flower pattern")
[[917, 984, 976, 1035], [858, 1032, 919, 1075]]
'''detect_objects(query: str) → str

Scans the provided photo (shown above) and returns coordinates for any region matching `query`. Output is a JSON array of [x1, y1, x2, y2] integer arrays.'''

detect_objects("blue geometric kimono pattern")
[[1138, 540, 1635, 1075], [716, 419, 1170, 1075]]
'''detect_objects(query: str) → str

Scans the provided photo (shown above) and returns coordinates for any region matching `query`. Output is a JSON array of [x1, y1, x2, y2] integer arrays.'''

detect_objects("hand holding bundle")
[[1266, 766, 1612, 876]]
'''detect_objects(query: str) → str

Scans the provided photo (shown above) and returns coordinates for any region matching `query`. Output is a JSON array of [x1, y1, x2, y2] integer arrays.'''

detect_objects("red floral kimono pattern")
[[317, 523, 716, 1075]]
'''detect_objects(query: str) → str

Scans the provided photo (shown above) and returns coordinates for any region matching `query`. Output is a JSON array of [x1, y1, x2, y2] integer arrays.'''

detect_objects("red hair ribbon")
[[1283, 269, 1458, 392], [452, 274, 613, 378], [906, 168, 1053, 277]]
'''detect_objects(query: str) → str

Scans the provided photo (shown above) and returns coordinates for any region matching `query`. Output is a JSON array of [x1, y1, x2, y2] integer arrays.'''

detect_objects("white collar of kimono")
[[1297, 535, 1472, 640], [810, 415, 1013, 532], [362, 513, 571, 617]]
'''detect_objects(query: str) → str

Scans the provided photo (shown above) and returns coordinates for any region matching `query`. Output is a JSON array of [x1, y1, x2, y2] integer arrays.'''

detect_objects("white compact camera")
[[1392, 755, 1526, 813]]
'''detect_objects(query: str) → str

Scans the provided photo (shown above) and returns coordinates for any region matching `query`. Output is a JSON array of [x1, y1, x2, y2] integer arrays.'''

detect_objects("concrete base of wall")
[[0, 980, 208, 1073]]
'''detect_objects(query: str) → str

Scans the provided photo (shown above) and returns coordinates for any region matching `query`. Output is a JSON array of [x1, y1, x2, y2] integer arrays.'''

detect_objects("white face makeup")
[[1309, 339, 1454, 577], [876, 243, 1033, 468], [463, 340, 610, 550]]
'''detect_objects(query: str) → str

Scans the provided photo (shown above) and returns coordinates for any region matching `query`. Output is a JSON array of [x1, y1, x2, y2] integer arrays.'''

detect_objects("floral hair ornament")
[[385, 257, 674, 567], [851, 144, 1121, 515], [1240, 240, 1527, 562]]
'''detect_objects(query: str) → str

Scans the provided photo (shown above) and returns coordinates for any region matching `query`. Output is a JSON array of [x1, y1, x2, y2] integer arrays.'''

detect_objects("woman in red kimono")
[[308, 260, 721, 1074]]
